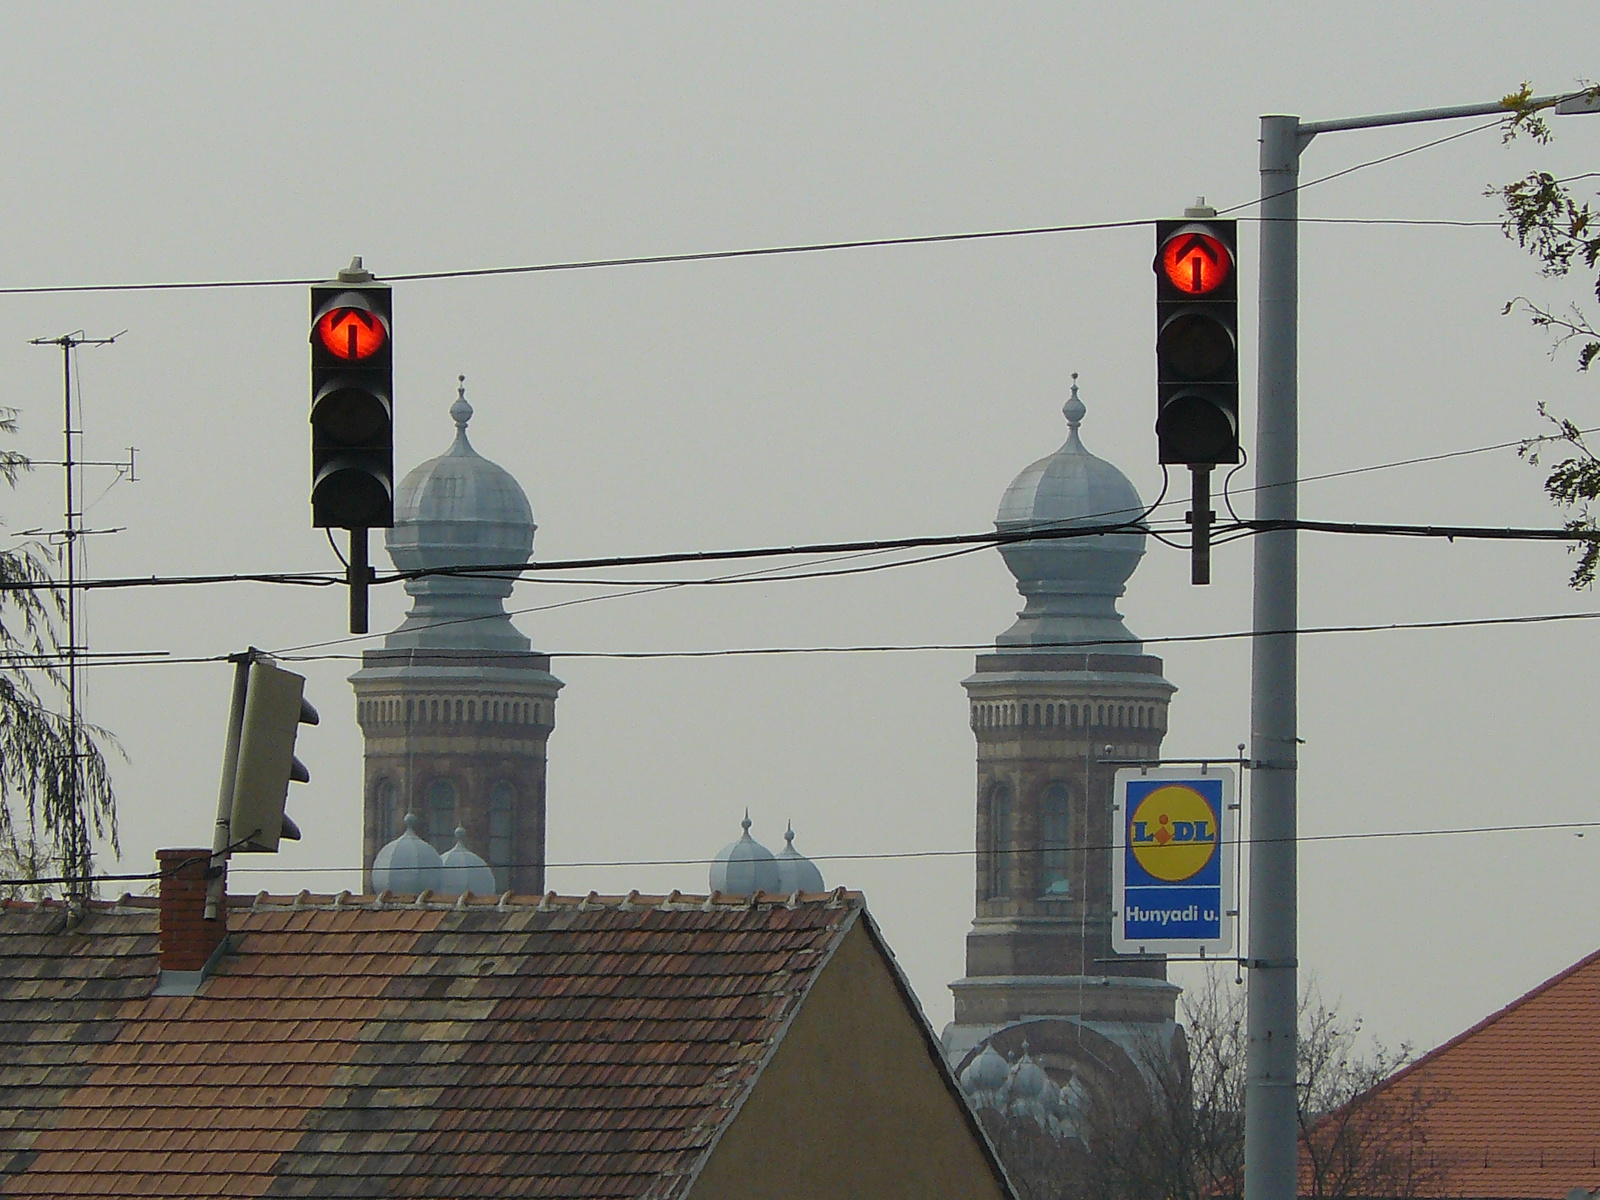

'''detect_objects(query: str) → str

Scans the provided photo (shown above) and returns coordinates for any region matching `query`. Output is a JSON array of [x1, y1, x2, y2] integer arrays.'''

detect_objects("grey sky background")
[[1, 2, 1597, 1050]]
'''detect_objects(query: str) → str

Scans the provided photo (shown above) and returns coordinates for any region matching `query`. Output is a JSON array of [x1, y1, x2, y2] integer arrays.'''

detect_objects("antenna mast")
[[28, 330, 121, 901]]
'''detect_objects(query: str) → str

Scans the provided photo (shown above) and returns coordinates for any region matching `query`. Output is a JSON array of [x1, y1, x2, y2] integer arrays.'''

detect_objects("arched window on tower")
[[985, 782, 1014, 900], [1040, 783, 1071, 897], [425, 780, 458, 854], [373, 778, 397, 849], [489, 781, 515, 892]]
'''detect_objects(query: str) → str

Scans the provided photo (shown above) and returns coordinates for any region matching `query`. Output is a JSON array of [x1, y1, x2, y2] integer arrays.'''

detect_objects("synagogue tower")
[[350, 381, 562, 894], [946, 378, 1180, 1082]]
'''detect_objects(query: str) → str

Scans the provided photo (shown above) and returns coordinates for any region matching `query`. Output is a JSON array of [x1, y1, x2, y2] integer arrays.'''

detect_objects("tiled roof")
[[0, 889, 866, 1199], [1318, 945, 1600, 1199]]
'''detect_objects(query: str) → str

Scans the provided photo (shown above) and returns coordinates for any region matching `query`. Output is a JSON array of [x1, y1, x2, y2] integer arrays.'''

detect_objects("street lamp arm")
[[1298, 90, 1595, 140]]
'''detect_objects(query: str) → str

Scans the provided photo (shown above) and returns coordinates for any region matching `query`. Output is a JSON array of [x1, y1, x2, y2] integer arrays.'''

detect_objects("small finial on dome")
[[454, 826, 467, 845], [785, 821, 795, 847], [403, 812, 418, 832], [742, 808, 752, 835], [451, 375, 473, 432], [1063, 373, 1085, 432]]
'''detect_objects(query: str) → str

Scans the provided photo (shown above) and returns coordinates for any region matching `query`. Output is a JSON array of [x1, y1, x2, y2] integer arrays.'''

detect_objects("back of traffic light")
[[203, 649, 319, 921], [310, 257, 392, 633], [227, 657, 319, 854], [1154, 202, 1238, 584]]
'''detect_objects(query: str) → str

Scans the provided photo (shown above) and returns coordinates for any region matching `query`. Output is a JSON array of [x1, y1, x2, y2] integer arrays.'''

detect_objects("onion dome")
[[383, 379, 537, 652], [708, 811, 783, 896], [773, 822, 825, 894], [959, 1043, 1010, 1098], [372, 813, 443, 895], [994, 375, 1149, 654], [439, 828, 499, 897], [1007, 1046, 1049, 1103]]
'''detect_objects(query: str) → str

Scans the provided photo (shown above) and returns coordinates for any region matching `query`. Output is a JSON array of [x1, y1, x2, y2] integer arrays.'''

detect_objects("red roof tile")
[[1311, 945, 1600, 1198], [0, 890, 866, 1199]]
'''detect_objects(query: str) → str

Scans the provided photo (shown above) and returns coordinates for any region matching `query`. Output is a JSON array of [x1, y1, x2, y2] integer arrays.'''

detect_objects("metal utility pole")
[[1246, 89, 1600, 1200]]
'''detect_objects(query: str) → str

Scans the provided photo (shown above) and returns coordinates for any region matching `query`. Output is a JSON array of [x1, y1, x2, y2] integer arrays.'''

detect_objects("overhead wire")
[[0, 112, 1526, 299], [9, 606, 1600, 673], [4, 412, 1568, 601], [0, 216, 1503, 298], [10, 814, 1600, 891], [1215, 118, 1506, 216]]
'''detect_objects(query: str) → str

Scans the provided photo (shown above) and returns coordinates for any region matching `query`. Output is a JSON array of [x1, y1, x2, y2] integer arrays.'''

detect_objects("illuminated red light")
[[1160, 232, 1232, 296], [315, 307, 388, 361]]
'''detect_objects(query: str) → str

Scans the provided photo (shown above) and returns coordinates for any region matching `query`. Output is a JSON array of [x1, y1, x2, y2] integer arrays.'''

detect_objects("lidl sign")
[[1112, 767, 1234, 955]]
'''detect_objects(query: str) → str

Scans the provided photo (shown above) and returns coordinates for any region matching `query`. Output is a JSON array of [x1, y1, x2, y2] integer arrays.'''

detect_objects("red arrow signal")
[[315, 307, 388, 361], [1160, 231, 1232, 296]]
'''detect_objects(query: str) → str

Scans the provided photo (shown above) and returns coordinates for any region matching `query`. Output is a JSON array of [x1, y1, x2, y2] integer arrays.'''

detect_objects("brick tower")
[[946, 378, 1180, 1082], [350, 381, 562, 894]]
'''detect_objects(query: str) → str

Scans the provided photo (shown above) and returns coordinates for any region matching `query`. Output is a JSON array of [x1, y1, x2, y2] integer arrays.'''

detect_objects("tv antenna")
[[27, 329, 130, 899]]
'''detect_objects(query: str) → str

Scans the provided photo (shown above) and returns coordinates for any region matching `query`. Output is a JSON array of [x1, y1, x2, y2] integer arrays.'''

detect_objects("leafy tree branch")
[[1495, 82, 1600, 586], [0, 407, 119, 901]]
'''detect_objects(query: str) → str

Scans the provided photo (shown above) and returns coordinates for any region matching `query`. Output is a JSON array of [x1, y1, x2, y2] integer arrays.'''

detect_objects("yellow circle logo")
[[1129, 785, 1218, 882]]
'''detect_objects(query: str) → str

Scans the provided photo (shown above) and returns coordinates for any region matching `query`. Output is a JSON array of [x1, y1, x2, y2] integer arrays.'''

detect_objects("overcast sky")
[[1, 2, 1597, 1050]]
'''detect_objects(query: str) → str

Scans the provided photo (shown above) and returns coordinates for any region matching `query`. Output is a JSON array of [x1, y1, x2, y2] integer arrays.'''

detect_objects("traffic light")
[[311, 258, 393, 529], [226, 658, 320, 853], [1154, 214, 1239, 466]]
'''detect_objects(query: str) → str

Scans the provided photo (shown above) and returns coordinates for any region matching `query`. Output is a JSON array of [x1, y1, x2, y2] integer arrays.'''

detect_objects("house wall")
[[690, 919, 1013, 1200]]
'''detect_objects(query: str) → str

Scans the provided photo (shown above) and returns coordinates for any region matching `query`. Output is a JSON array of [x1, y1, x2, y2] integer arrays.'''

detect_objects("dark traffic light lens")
[[312, 381, 391, 445], [315, 307, 388, 361], [1157, 393, 1238, 465], [1158, 311, 1236, 380], [313, 461, 393, 528]]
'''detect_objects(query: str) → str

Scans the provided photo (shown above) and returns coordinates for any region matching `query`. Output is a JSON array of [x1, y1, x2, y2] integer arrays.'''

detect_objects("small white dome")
[[439, 827, 499, 897], [1008, 1048, 1049, 1103], [774, 823, 825, 894], [709, 812, 782, 896], [960, 1043, 1010, 1097], [372, 813, 443, 895]]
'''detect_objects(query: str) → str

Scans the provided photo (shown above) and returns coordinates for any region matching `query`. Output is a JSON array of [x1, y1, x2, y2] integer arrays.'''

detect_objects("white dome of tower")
[[993, 375, 1149, 655], [383, 378, 537, 652], [439, 828, 499, 897], [773, 823, 825, 894], [959, 1043, 1010, 1098], [372, 813, 443, 895], [709, 813, 783, 896]]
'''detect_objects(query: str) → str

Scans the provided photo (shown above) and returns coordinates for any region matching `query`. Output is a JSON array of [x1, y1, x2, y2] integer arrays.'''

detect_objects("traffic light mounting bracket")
[[348, 528, 373, 635], [1187, 466, 1214, 586]]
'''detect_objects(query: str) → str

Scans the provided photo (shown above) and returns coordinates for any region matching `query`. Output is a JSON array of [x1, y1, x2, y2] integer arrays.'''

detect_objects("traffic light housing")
[[1154, 217, 1239, 466], [226, 658, 319, 853], [311, 258, 393, 529]]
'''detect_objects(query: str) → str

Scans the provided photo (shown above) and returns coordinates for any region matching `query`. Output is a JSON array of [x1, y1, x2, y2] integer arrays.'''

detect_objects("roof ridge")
[[239, 887, 863, 913], [2, 889, 864, 915], [1361, 941, 1600, 1099]]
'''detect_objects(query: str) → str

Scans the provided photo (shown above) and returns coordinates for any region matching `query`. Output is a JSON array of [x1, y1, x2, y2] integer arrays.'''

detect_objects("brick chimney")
[[157, 849, 227, 972]]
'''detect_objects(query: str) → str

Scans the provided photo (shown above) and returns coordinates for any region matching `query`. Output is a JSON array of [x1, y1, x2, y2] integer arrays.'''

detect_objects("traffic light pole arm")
[[1245, 90, 1600, 1200]]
